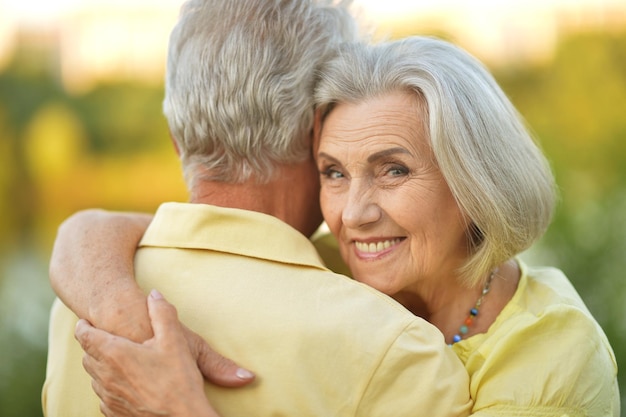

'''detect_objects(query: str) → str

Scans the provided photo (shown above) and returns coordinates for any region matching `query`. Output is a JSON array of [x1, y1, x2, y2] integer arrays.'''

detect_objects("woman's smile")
[[353, 237, 404, 258]]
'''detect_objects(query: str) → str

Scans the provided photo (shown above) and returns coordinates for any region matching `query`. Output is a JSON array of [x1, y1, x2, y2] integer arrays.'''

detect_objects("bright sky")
[[4, 0, 623, 23], [1, 0, 623, 36], [1, 0, 624, 80]]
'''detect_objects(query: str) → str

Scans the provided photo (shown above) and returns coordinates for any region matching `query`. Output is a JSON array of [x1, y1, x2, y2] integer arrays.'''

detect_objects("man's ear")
[[169, 131, 181, 156]]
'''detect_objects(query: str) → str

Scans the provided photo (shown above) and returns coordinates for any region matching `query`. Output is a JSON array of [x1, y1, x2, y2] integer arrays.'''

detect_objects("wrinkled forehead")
[[314, 90, 431, 155]]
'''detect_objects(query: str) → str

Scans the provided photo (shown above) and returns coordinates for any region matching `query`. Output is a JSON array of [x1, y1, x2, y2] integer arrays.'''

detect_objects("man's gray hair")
[[163, 0, 360, 186]]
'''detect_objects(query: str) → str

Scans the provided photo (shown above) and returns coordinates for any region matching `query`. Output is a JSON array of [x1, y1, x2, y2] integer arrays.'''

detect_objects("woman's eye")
[[320, 167, 344, 179], [386, 165, 409, 177]]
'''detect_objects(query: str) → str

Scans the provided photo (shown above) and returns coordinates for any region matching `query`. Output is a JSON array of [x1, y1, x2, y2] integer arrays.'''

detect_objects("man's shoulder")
[[143, 202, 327, 268]]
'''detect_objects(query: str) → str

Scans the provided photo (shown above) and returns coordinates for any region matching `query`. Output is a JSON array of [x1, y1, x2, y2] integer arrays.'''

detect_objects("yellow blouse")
[[452, 260, 619, 416]]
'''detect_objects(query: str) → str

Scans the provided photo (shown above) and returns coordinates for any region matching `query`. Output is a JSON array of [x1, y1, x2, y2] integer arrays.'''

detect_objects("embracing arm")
[[49, 209, 255, 389], [49, 209, 154, 342]]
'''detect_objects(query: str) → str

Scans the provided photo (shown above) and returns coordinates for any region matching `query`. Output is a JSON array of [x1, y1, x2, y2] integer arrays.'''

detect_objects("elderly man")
[[42, 1, 472, 416]]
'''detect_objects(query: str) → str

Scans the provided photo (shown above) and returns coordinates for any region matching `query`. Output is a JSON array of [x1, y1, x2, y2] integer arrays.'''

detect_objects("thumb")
[[146, 289, 183, 342], [195, 335, 256, 387], [147, 289, 255, 387]]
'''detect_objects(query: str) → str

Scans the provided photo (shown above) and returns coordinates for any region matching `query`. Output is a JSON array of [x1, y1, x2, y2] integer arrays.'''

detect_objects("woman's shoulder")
[[493, 259, 614, 360], [456, 260, 619, 414], [518, 261, 589, 311]]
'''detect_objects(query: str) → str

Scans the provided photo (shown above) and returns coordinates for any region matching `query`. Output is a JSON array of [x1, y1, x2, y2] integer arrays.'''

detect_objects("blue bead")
[[470, 308, 479, 316], [452, 334, 462, 343]]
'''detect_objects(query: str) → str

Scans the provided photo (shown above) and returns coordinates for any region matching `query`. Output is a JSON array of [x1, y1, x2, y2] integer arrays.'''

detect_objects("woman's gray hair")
[[316, 37, 557, 286], [163, 0, 361, 186]]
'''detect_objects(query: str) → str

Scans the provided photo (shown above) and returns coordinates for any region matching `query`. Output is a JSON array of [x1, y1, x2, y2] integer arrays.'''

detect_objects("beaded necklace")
[[449, 268, 497, 345]]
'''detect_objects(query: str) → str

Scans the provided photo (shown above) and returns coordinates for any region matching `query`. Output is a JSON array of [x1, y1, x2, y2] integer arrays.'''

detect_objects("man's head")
[[163, 0, 360, 188]]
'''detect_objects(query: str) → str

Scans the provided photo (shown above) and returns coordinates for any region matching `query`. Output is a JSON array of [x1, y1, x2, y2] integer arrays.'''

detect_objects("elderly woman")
[[50, 37, 619, 415], [313, 36, 618, 414]]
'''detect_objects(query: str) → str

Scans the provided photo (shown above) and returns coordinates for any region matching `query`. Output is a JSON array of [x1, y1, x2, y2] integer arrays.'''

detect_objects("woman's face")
[[315, 91, 470, 296]]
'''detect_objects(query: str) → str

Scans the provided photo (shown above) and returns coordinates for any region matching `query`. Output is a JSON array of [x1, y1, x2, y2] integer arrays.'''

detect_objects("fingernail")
[[236, 368, 255, 380], [150, 289, 164, 300]]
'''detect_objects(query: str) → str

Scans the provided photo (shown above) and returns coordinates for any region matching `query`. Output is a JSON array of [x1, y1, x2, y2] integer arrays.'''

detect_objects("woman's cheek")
[[320, 191, 341, 233]]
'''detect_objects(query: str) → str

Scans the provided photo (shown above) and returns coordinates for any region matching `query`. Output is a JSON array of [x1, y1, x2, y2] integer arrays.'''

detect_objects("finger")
[[91, 378, 104, 403], [92, 378, 131, 417], [195, 335, 255, 387], [99, 396, 124, 417], [148, 290, 255, 387], [99, 400, 112, 417], [146, 289, 183, 342], [75, 319, 110, 362], [91, 379, 114, 417], [83, 351, 119, 401], [81, 351, 98, 380]]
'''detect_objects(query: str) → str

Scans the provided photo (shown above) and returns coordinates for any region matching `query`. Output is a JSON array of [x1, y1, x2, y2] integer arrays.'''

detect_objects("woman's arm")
[[50, 209, 256, 388], [49, 209, 154, 342]]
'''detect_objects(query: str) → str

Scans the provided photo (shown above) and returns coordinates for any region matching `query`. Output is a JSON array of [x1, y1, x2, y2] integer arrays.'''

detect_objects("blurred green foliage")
[[0, 29, 624, 417]]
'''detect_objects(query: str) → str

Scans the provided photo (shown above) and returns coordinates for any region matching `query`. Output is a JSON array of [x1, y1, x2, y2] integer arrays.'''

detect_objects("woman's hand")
[[75, 290, 255, 417]]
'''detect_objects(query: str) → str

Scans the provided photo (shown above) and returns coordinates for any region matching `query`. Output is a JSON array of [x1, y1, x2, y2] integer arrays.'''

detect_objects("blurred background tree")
[[0, 43, 187, 417], [0, 3, 624, 416]]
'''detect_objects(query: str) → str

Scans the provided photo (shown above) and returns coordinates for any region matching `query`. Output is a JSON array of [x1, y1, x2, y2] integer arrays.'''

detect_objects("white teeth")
[[355, 239, 400, 253]]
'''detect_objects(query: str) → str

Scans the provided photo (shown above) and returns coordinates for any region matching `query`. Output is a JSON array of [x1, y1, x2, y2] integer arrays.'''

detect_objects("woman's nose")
[[341, 181, 382, 228]]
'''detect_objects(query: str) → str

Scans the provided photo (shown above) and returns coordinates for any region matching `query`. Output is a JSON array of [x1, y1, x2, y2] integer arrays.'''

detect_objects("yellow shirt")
[[312, 233, 620, 416], [43, 202, 472, 417], [452, 260, 619, 416]]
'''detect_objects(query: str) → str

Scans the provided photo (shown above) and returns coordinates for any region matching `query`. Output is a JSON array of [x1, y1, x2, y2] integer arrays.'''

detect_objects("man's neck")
[[188, 161, 322, 237], [191, 181, 289, 218]]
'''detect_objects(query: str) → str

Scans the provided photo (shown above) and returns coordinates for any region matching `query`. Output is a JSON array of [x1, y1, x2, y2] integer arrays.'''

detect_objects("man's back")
[[136, 203, 471, 416], [43, 202, 471, 417]]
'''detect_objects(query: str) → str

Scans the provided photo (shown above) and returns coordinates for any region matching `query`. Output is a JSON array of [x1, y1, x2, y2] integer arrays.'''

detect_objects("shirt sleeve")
[[467, 306, 619, 417], [357, 318, 473, 417]]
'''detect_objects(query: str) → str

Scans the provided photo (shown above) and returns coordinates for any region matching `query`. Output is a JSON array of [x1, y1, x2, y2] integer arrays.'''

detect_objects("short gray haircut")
[[163, 0, 360, 186], [316, 37, 557, 286]]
